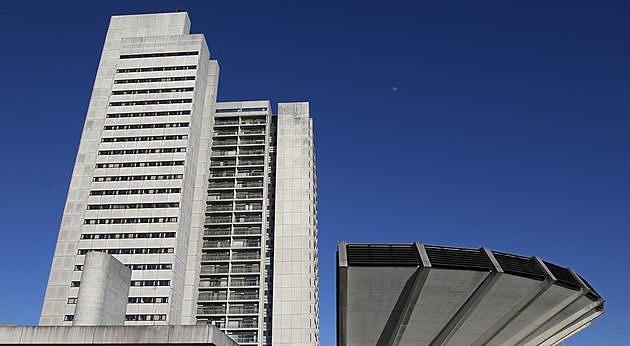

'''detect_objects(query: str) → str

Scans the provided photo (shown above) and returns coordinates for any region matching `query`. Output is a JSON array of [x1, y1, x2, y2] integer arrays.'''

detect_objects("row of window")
[[109, 98, 192, 106], [74, 263, 172, 271], [114, 76, 195, 84], [95, 160, 184, 169], [99, 148, 186, 156], [104, 122, 189, 130], [80, 232, 176, 240], [125, 314, 167, 321], [107, 110, 191, 118], [84, 217, 178, 225], [67, 297, 169, 304], [116, 65, 196, 73], [111, 87, 194, 95], [102, 134, 188, 143], [216, 107, 268, 113], [92, 174, 183, 182], [71, 280, 170, 288], [77, 248, 174, 255], [87, 202, 180, 210], [128, 297, 169, 304], [120, 51, 198, 59], [90, 188, 181, 196]]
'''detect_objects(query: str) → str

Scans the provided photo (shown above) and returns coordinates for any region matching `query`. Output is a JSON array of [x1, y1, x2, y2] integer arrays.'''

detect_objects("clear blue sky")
[[0, 1, 628, 345]]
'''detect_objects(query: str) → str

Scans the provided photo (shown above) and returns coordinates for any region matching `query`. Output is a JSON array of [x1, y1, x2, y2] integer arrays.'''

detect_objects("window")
[[119, 51, 198, 59], [125, 314, 167, 321], [64, 315, 74, 321], [83, 217, 178, 225], [109, 98, 192, 106], [92, 174, 183, 182], [101, 134, 188, 143], [77, 248, 174, 255], [103, 122, 189, 130], [111, 87, 194, 95], [116, 65, 196, 73], [70, 281, 80, 287], [107, 110, 191, 118], [80, 232, 176, 240], [128, 297, 169, 304], [130, 280, 170, 287], [67, 298, 77, 304], [114, 76, 195, 84], [90, 188, 181, 196], [98, 148, 186, 155], [95, 160, 184, 169], [86, 202, 180, 210]]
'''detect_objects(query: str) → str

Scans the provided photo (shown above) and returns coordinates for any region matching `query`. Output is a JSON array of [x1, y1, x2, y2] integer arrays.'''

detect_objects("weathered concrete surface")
[[0, 325, 238, 345], [74, 252, 131, 326]]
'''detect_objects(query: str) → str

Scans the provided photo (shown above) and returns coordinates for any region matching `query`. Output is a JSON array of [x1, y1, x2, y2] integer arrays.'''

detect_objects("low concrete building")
[[337, 242, 604, 346], [0, 325, 238, 346]]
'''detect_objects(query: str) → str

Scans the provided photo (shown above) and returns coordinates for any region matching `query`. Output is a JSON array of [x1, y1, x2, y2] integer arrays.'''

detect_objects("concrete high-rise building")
[[39, 12, 318, 346]]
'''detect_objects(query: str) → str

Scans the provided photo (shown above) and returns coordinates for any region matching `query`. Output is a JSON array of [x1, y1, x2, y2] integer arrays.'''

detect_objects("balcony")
[[199, 279, 228, 288], [239, 139, 265, 145], [204, 228, 231, 236], [212, 150, 237, 157], [201, 265, 229, 274], [228, 333, 257, 344], [214, 119, 238, 126], [235, 193, 263, 200], [208, 193, 234, 201], [206, 204, 233, 212], [203, 240, 231, 248], [198, 292, 228, 301], [232, 252, 260, 260], [236, 181, 263, 188], [209, 171, 235, 178], [228, 306, 258, 314], [206, 216, 232, 224], [213, 130, 238, 136], [239, 149, 265, 156], [231, 279, 260, 287], [229, 291, 259, 300], [210, 160, 236, 167], [213, 139, 237, 146], [231, 265, 260, 273], [234, 203, 262, 211], [202, 253, 230, 261], [238, 160, 264, 166], [197, 306, 226, 315], [232, 239, 261, 248], [233, 227, 261, 235], [240, 119, 266, 125], [240, 129, 265, 135], [227, 321, 258, 329]]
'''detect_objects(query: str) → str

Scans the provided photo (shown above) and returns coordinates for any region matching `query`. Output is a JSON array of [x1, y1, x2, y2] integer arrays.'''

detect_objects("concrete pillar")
[[73, 252, 131, 326]]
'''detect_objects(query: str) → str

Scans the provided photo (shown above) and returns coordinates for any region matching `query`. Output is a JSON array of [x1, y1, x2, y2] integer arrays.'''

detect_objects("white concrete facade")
[[271, 103, 319, 346], [40, 12, 319, 346], [40, 12, 219, 326]]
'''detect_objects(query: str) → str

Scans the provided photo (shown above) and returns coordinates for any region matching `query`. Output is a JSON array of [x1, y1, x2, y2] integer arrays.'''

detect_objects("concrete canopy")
[[337, 242, 603, 346]]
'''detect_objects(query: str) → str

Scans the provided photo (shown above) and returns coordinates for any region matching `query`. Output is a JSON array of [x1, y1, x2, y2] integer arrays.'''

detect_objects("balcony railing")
[[229, 334, 257, 343], [203, 241, 231, 248], [198, 293, 228, 301], [229, 294, 259, 300], [227, 321, 258, 328], [199, 280, 227, 288], [228, 307, 258, 314], [212, 151, 237, 156], [240, 139, 265, 145], [213, 140, 237, 146], [236, 182, 263, 188], [210, 172, 235, 178], [240, 130, 265, 135], [207, 205, 233, 212], [207, 217, 232, 224], [239, 150, 265, 156], [231, 266, 260, 273], [234, 204, 262, 211], [235, 193, 263, 199], [238, 160, 264, 166], [230, 280, 259, 287], [232, 241, 261, 248], [214, 131, 238, 136], [234, 217, 262, 223], [233, 228, 261, 235], [211, 161, 236, 167], [214, 120, 239, 126], [208, 194, 234, 201], [232, 253, 260, 260], [201, 266, 229, 274], [204, 229, 231, 236], [202, 254, 230, 261], [197, 307, 226, 315]]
